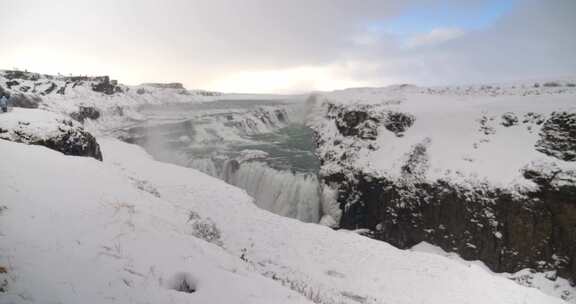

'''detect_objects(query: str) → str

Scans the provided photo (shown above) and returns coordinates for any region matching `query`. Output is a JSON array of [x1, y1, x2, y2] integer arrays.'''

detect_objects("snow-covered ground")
[[411, 242, 576, 302], [309, 80, 576, 192], [0, 131, 566, 303]]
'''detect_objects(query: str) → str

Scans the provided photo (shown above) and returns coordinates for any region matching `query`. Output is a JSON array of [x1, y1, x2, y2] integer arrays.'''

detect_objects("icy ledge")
[[0, 137, 565, 303]]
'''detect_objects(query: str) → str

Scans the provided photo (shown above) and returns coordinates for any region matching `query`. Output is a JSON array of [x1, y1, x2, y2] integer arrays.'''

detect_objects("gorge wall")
[[309, 85, 576, 284]]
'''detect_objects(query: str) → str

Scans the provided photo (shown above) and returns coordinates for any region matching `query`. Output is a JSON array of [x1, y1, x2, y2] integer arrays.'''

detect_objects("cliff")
[[309, 82, 576, 285]]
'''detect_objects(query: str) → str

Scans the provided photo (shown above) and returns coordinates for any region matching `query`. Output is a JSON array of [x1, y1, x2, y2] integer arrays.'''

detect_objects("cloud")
[[404, 28, 465, 48], [337, 0, 576, 87], [0, 0, 574, 93]]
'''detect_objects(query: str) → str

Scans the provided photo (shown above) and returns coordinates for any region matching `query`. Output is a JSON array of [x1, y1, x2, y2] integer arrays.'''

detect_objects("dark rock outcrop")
[[330, 103, 415, 140], [3, 70, 42, 81], [91, 76, 123, 95], [332, 104, 381, 140], [70, 106, 101, 123], [501, 112, 519, 127], [0, 112, 103, 161], [28, 127, 103, 161], [383, 111, 415, 137], [325, 168, 576, 283], [316, 104, 576, 283], [42, 83, 58, 95], [536, 112, 576, 161], [9, 93, 41, 108], [5, 80, 19, 89]]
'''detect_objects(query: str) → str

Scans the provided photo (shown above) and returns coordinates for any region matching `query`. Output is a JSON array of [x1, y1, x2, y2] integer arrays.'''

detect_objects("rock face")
[[70, 106, 101, 123], [8, 93, 41, 108], [0, 108, 103, 161], [323, 164, 576, 282], [91, 76, 123, 95], [536, 112, 576, 161], [310, 89, 576, 284]]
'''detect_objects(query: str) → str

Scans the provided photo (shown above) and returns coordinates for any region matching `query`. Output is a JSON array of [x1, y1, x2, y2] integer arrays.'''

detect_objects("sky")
[[0, 0, 574, 93]]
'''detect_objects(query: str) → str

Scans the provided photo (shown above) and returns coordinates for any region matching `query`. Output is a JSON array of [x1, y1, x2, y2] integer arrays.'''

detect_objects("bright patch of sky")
[[370, 0, 515, 35]]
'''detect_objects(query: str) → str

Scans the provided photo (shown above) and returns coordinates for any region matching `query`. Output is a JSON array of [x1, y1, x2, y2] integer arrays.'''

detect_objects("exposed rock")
[[523, 112, 545, 125], [478, 115, 496, 135], [543, 82, 561, 87], [536, 112, 576, 161], [42, 83, 57, 95], [3, 70, 42, 81], [70, 106, 101, 123], [400, 138, 431, 179], [5, 80, 19, 89], [333, 105, 381, 140], [9, 93, 41, 108], [0, 109, 103, 161], [501, 112, 519, 127], [91, 76, 123, 95], [56, 85, 66, 95], [383, 111, 415, 137], [323, 165, 576, 283]]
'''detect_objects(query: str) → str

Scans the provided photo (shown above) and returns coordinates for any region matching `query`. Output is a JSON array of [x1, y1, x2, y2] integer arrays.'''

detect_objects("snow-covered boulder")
[[308, 82, 576, 283], [0, 108, 103, 160]]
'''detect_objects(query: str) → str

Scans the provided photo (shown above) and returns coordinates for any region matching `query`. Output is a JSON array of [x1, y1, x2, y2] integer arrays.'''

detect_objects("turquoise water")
[[233, 124, 319, 173], [127, 99, 318, 174]]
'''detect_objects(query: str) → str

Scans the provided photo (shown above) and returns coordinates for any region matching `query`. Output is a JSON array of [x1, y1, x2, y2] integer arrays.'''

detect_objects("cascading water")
[[121, 99, 334, 224], [218, 160, 320, 222]]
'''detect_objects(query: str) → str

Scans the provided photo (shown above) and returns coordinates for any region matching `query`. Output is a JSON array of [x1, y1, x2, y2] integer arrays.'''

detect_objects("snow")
[[411, 242, 576, 303], [0, 140, 308, 304], [0, 137, 566, 303], [0, 71, 223, 134], [310, 81, 576, 190], [0, 108, 81, 142]]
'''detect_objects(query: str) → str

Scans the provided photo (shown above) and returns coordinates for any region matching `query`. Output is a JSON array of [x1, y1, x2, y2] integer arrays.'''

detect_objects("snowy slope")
[[310, 82, 576, 189], [0, 140, 309, 304], [0, 133, 565, 303]]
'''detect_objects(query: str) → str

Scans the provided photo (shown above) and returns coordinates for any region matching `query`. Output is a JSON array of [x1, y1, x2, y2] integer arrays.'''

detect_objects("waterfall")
[[188, 158, 219, 177], [189, 158, 321, 223], [128, 101, 325, 223], [225, 161, 321, 223]]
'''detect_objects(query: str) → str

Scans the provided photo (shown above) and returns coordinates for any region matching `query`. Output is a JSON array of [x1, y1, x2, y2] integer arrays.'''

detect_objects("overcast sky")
[[1, 0, 574, 93]]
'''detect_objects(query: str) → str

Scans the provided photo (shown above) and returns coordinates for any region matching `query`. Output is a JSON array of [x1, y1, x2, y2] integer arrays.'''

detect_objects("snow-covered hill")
[[0, 125, 565, 304], [307, 80, 576, 288], [0, 70, 223, 133]]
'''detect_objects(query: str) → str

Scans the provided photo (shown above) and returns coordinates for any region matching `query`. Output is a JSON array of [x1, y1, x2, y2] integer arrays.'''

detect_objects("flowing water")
[[122, 99, 325, 223]]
